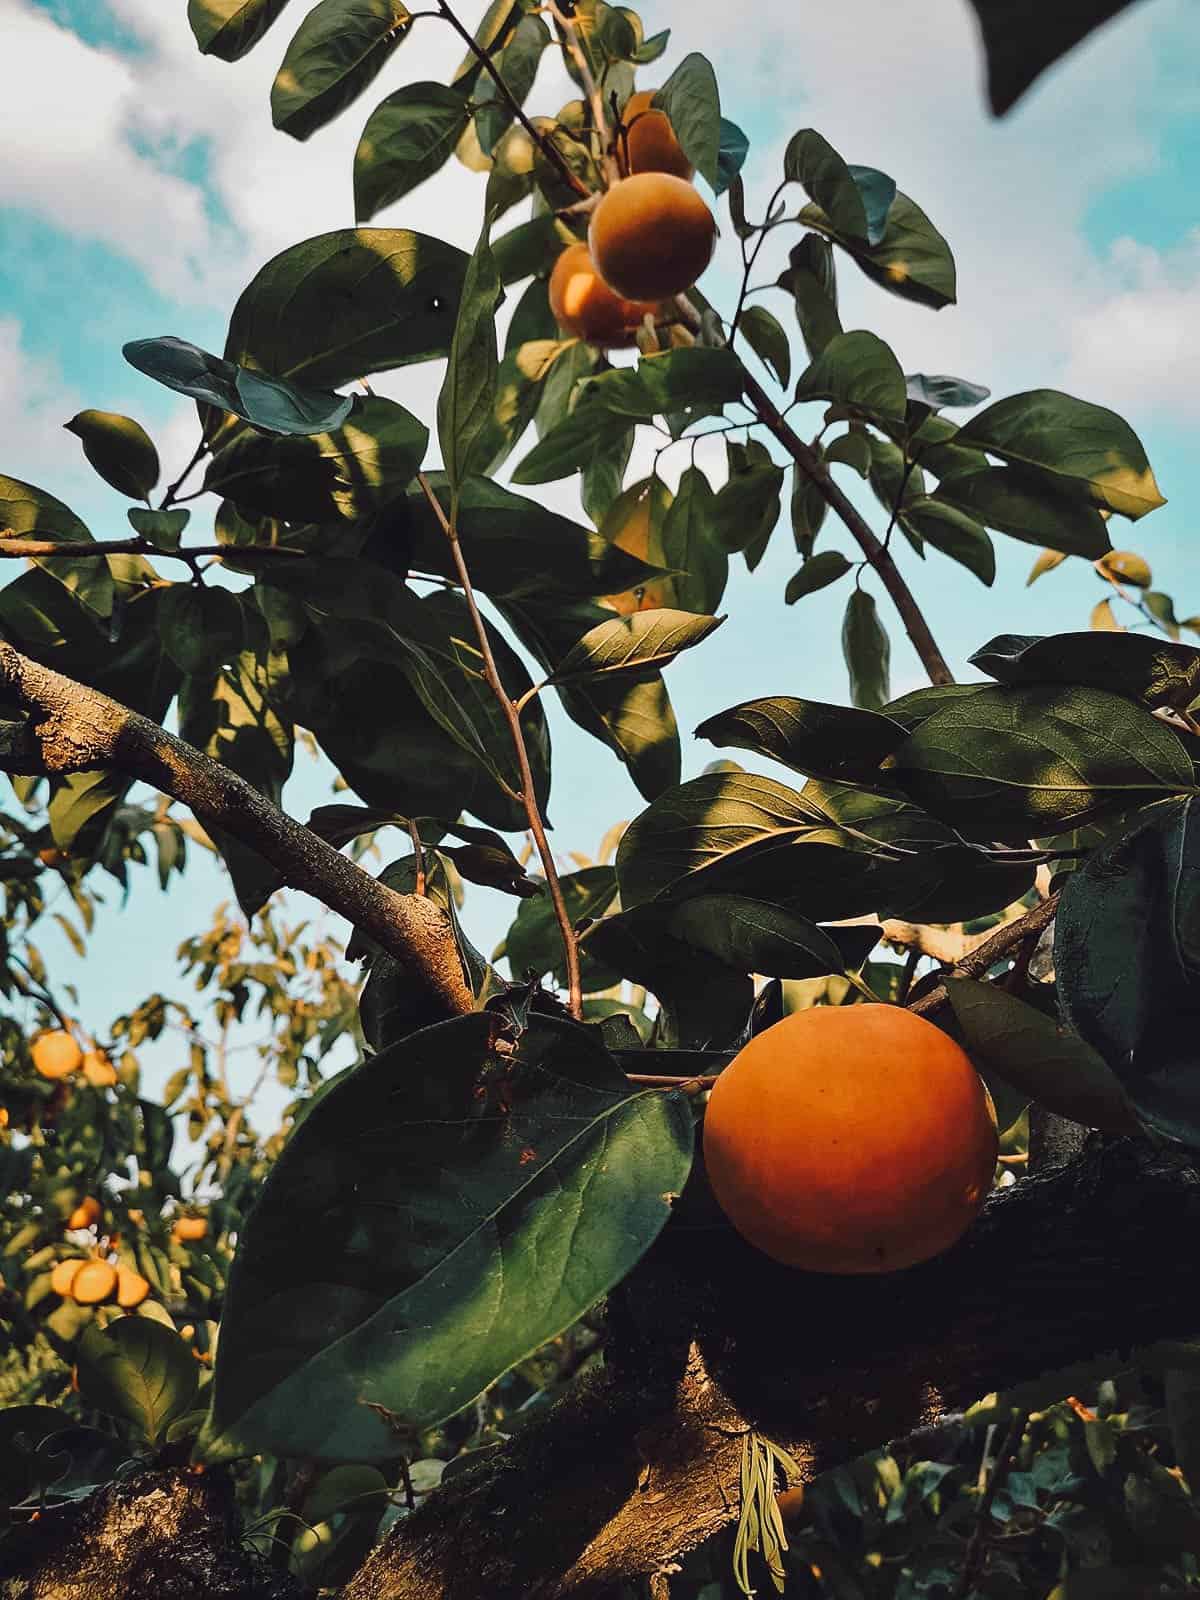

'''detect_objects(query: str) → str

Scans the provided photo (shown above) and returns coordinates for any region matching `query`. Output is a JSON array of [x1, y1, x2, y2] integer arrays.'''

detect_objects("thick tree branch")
[[0, 642, 473, 1017], [908, 891, 1060, 1018], [0, 539, 301, 561], [343, 1136, 1200, 1598]]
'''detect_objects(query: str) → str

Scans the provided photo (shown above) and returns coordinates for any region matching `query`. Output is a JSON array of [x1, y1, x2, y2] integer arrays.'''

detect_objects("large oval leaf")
[[1055, 797, 1200, 1147], [653, 52, 721, 190], [0, 475, 114, 620], [198, 1013, 693, 1461], [931, 466, 1111, 556], [803, 191, 956, 310], [695, 695, 906, 786], [124, 335, 355, 435], [74, 1319, 199, 1446], [188, 0, 294, 60], [969, 631, 1200, 711], [886, 684, 1195, 841], [550, 608, 723, 684], [793, 330, 906, 424], [272, 0, 414, 141], [354, 82, 471, 222]]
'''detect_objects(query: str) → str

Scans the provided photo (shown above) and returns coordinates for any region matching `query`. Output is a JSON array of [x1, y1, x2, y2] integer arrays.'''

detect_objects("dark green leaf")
[[551, 609, 722, 683], [660, 465, 727, 614], [738, 305, 791, 388], [784, 551, 851, 604], [504, 866, 619, 989], [784, 130, 873, 243], [696, 695, 906, 785], [932, 467, 1111, 556], [63, 410, 159, 499], [74, 1319, 198, 1446], [188, 0, 294, 60], [493, 214, 565, 286], [128, 508, 189, 552], [946, 978, 1140, 1133], [955, 388, 1165, 520], [710, 440, 783, 559], [965, 0, 1140, 115], [471, 13, 550, 154], [198, 1013, 693, 1461], [158, 585, 246, 677], [354, 82, 471, 222], [844, 164, 897, 245], [777, 234, 841, 360], [668, 894, 851, 978], [905, 372, 990, 409], [886, 684, 1195, 841], [581, 424, 634, 529], [124, 336, 354, 435], [653, 52, 721, 189], [48, 771, 126, 854], [794, 331, 906, 424], [1056, 798, 1200, 1146], [716, 117, 750, 194], [842, 589, 890, 710], [789, 455, 828, 557], [0, 474, 114, 619], [123, 335, 242, 411], [969, 630, 1200, 711], [437, 216, 502, 501], [271, 0, 413, 139], [803, 191, 956, 310], [825, 429, 872, 477], [900, 498, 995, 585]]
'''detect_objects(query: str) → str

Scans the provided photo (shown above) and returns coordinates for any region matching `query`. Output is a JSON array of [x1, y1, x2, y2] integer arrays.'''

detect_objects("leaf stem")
[[160, 435, 210, 510], [417, 472, 583, 1018]]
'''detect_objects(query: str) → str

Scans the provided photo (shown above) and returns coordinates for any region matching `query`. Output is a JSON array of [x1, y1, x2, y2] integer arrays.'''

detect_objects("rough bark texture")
[[0, 1465, 304, 1599], [343, 1135, 1200, 1599], [0, 641, 472, 1017]]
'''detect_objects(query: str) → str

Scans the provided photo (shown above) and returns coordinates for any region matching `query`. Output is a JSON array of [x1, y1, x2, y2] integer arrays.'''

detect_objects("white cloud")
[[0, 317, 84, 490]]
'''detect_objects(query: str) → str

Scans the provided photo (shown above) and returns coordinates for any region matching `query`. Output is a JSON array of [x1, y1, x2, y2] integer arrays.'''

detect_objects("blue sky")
[[1, 0, 1198, 1125]]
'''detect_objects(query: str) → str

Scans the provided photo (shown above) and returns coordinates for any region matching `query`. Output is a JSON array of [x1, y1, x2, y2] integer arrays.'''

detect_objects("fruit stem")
[[416, 472, 584, 1021], [436, 0, 592, 199], [625, 1073, 717, 1092], [545, 1, 621, 187]]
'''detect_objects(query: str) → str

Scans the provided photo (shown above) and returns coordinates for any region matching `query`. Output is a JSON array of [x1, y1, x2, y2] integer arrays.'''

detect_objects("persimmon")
[[67, 1196, 102, 1231], [702, 1006, 997, 1274], [50, 1258, 84, 1298], [31, 1030, 82, 1081], [81, 1049, 117, 1088], [172, 1215, 208, 1244], [589, 174, 716, 302], [622, 90, 694, 179], [115, 1265, 150, 1309], [548, 242, 657, 348], [71, 1260, 118, 1305], [0, 1107, 8, 1130]]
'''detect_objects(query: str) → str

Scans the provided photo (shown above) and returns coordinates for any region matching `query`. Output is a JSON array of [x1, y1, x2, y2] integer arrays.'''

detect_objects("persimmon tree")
[[3, 2, 1200, 1597]]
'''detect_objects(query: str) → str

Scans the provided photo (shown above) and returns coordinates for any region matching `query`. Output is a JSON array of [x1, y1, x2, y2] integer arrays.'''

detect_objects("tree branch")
[[908, 892, 1060, 1018], [0, 538, 302, 562], [416, 474, 583, 1018], [0, 642, 473, 1018]]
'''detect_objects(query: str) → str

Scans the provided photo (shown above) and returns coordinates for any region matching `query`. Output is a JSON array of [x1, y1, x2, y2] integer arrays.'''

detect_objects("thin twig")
[[9, 956, 74, 1034], [417, 473, 583, 1019], [436, 0, 591, 198], [625, 1073, 718, 1091], [908, 893, 1060, 1019], [952, 1410, 1026, 1600], [0, 538, 302, 562], [407, 818, 427, 897], [160, 435, 210, 509], [546, 0, 618, 186]]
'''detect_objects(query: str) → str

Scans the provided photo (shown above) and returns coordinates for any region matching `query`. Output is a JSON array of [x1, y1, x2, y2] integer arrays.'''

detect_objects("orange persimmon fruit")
[[622, 89, 693, 179], [548, 241, 657, 348], [589, 173, 716, 302]]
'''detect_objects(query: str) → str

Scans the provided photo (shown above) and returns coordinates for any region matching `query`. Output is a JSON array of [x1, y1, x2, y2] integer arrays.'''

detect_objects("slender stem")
[[908, 892, 1061, 1019], [727, 183, 788, 348], [952, 1410, 1026, 1600], [160, 436, 210, 510], [417, 473, 583, 1018], [407, 818, 427, 898], [739, 368, 955, 685], [625, 1073, 717, 1092], [436, 0, 591, 198], [9, 956, 73, 1034], [546, 1, 618, 186], [0, 538, 302, 562]]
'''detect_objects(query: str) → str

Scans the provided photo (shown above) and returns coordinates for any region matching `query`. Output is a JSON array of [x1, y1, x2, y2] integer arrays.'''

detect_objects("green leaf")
[[955, 389, 1165, 521], [777, 234, 841, 360], [710, 440, 784, 560], [660, 465, 727, 615], [966, 0, 1140, 115], [932, 467, 1112, 556], [1056, 798, 1200, 1147], [716, 116, 749, 194], [652, 52, 721, 189], [74, 1319, 199, 1446], [803, 191, 956, 310], [188, 0, 294, 60], [471, 13, 550, 154], [160, 584, 246, 677], [223, 228, 469, 391], [825, 429, 872, 477], [449, 0, 523, 88], [887, 684, 1195, 841], [198, 1013, 693, 1461], [0, 474, 114, 619], [899, 498, 995, 585], [844, 165, 898, 245], [504, 866, 619, 990], [123, 336, 354, 435], [794, 331, 906, 424], [788, 457, 828, 558], [905, 372, 990, 409], [696, 696, 906, 786], [551, 608, 722, 683], [784, 130, 878, 244], [581, 424, 634, 529], [842, 590, 890, 710], [968, 630, 1200, 711], [63, 410, 159, 500], [784, 551, 851, 604], [437, 216, 502, 503], [48, 770, 126, 854], [945, 978, 1140, 1133], [668, 894, 852, 978], [738, 305, 791, 388], [128, 508, 189, 552], [271, 0, 413, 139], [354, 82, 471, 222], [204, 393, 428, 521]]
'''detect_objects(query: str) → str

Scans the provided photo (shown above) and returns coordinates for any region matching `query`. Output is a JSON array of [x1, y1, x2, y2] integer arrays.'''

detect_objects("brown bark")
[[343, 1135, 1200, 1599], [0, 641, 472, 1017]]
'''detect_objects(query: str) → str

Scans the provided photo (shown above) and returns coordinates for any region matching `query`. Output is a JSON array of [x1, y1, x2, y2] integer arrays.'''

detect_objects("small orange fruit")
[[71, 1260, 118, 1305], [68, 1196, 102, 1231], [172, 1215, 208, 1244], [622, 89, 693, 179], [31, 1030, 82, 1081], [548, 242, 657, 348], [50, 1259, 84, 1298], [81, 1050, 117, 1088], [115, 1265, 150, 1309], [590, 174, 717, 303], [0, 1106, 8, 1129], [702, 1006, 997, 1274]]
